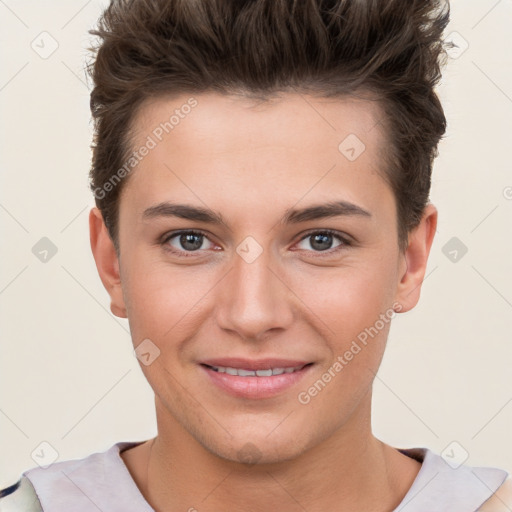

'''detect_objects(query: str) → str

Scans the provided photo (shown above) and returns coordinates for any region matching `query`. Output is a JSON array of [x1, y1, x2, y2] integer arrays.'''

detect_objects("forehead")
[[131, 91, 386, 156], [121, 91, 391, 219]]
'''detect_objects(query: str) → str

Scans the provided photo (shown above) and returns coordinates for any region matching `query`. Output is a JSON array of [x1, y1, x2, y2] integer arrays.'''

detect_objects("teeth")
[[209, 365, 305, 376], [238, 369, 256, 376]]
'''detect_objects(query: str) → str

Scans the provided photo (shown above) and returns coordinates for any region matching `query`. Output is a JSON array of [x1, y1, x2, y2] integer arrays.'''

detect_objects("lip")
[[200, 359, 314, 399], [200, 357, 311, 371]]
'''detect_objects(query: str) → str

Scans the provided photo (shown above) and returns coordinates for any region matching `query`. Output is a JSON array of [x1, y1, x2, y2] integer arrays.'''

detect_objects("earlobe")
[[394, 203, 438, 313], [89, 207, 128, 318]]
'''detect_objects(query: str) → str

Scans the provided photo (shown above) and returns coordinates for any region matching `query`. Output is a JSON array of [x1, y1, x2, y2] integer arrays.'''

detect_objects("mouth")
[[199, 359, 314, 399], [202, 363, 310, 377]]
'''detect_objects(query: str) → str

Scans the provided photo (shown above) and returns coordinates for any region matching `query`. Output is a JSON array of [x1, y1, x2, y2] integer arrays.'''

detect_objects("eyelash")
[[160, 229, 352, 258]]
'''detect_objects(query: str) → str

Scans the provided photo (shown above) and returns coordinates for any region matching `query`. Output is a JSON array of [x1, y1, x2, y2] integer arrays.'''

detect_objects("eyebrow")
[[142, 200, 372, 227]]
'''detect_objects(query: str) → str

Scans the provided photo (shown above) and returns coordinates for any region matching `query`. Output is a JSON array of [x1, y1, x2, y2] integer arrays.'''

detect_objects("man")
[[1, 0, 510, 510]]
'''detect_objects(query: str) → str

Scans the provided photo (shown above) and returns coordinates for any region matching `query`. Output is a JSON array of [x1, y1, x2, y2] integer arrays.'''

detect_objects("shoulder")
[[395, 446, 510, 510], [0, 476, 43, 512], [20, 441, 130, 497], [478, 476, 512, 511], [1, 441, 149, 512]]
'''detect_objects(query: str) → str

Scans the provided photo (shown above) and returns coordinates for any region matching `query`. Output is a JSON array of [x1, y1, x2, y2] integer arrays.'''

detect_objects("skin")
[[90, 91, 437, 512]]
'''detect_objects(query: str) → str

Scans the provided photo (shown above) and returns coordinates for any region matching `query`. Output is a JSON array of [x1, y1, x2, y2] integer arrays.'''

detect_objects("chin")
[[201, 426, 315, 467]]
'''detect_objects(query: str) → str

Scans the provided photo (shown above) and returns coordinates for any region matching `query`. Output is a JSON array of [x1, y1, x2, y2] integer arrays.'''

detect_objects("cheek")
[[294, 276, 395, 423], [121, 257, 218, 345], [292, 256, 398, 340], [287, 252, 399, 400]]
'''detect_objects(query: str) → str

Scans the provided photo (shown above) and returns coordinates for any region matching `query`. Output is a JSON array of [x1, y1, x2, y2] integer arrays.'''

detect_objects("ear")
[[89, 207, 127, 318], [394, 203, 438, 313]]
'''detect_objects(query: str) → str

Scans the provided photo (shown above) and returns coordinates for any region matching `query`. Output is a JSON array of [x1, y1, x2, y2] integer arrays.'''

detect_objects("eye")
[[295, 230, 349, 254], [160, 228, 351, 258], [162, 230, 216, 256]]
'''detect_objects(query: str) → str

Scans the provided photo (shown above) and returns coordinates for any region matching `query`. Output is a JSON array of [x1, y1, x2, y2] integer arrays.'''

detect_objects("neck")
[[123, 391, 421, 512]]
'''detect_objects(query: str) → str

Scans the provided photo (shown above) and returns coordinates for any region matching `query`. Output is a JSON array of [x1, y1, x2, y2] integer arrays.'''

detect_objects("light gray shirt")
[[15, 441, 509, 511]]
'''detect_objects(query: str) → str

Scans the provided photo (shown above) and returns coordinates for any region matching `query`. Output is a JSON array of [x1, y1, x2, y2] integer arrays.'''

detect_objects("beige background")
[[1, 0, 511, 487]]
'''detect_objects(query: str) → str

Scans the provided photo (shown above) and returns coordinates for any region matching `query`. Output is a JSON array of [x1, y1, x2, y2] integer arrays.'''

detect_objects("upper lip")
[[201, 358, 312, 371]]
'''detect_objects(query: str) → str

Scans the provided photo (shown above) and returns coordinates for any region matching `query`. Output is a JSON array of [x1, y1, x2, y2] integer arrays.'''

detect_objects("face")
[[91, 91, 435, 464]]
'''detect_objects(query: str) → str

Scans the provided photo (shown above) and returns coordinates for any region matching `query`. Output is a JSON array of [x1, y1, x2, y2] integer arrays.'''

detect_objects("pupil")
[[181, 233, 202, 251], [311, 233, 332, 251]]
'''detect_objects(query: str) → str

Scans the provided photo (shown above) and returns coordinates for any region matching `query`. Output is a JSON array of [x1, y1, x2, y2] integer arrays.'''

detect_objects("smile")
[[205, 364, 307, 377], [200, 362, 314, 399]]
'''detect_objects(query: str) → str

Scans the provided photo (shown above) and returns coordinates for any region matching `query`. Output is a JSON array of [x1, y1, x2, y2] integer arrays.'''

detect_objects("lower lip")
[[200, 364, 313, 399]]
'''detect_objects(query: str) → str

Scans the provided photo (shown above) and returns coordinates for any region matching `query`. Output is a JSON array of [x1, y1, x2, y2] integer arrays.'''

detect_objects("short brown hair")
[[87, 0, 450, 253]]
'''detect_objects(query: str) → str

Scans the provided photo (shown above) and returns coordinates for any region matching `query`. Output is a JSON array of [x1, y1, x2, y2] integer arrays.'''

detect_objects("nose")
[[215, 245, 295, 342]]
